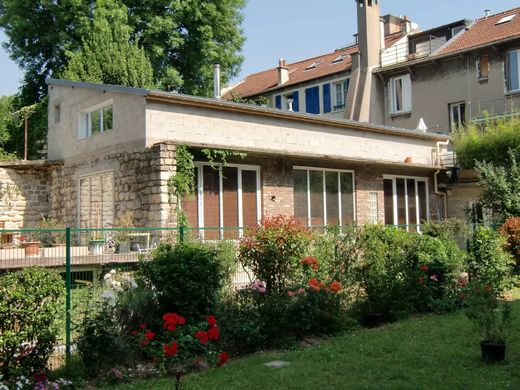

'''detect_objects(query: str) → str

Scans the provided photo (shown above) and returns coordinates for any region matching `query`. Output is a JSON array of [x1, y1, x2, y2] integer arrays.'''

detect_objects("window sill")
[[390, 110, 412, 118], [478, 77, 488, 83], [505, 89, 520, 98]]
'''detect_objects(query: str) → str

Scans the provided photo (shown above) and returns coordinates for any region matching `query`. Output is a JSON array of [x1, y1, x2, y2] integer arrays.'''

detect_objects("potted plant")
[[19, 232, 41, 258], [114, 211, 135, 254], [465, 283, 512, 362], [34, 216, 66, 256]]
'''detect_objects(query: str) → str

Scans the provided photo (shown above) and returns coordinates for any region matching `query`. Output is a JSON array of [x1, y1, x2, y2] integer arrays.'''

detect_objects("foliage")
[[229, 93, 270, 107], [467, 226, 513, 295], [0, 0, 246, 98], [0, 267, 63, 379], [238, 216, 311, 294], [453, 116, 520, 169], [138, 242, 224, 318], [62, 0, 154, 88], [32, 216, 66, 247], [421, 218, 471, 244], [0, 96, 14, 149], [465, 283, 512, 344], [113, 211, 135, 244], [198, 148, 247, 169], [475, 148, 520, 223], [498, 217, 520, 271]]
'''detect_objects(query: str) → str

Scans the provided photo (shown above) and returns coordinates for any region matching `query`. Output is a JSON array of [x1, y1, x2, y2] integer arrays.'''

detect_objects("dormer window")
[[496, 14, 516, 26], [305, 61, 322, 71], [78, 101, 113, 139], [332, 54, 348, 64]]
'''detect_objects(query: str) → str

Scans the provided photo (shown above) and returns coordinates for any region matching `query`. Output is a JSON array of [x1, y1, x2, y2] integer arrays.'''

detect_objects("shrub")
[[498, 217, 520, 270], [138, 242, 224, 318], [0, 267, 63, 379], [421, 218, 471, 248], [238, 215, 311, 294], [467, 226, 512, 295]]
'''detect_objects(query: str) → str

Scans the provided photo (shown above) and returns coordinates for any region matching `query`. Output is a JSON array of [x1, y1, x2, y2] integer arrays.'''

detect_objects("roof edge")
[[46, 78, 150, 96]]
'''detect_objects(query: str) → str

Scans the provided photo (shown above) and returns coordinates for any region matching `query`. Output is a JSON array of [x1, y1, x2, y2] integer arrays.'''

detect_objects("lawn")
[[101, 298, 520, 390]]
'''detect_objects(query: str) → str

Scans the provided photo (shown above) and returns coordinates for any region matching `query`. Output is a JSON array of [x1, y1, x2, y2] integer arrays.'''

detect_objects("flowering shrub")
[[0, 374, 73, 390], [498, 217, 520, 270], [239, 215, 311, 294], [0, 267, 63, 380]]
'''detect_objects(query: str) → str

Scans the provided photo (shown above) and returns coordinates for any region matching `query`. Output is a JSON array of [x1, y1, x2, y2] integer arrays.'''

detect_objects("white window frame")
[[369, 192, 379, 223], [389, 74, 412, 114], [506, 49, 520, 93], [333, 79, 350, 111], [293, 166, 356, 228], [191, 162, 261, 240], [383, 174, 430, 231], [78, 99, 113, 140], [451, 25, 465, 37], [449, 101, 466, 132], [77, 170, 115, 229]]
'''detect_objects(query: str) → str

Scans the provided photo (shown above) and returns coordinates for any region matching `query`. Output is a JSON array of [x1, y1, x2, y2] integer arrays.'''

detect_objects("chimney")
[[402, 15, 412, 33], [213, 63, 221, 99], [380, 17, 385, 49], [277, 58, 289, 86], [484, 9, 491, 18]]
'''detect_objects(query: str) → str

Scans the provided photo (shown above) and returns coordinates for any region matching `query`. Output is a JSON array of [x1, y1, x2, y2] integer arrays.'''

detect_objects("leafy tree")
[[0, 96, 14, 147], [62, 0, 154, 88], [476, 148, 520, 223], [229, 92, 270, 107]]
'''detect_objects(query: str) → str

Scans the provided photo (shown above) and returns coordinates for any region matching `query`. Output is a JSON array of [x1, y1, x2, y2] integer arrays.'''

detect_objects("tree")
[[0, 0, 246, 97], [62, 0, 154, 88], [476, 148, 520, 223], [0, 96, 18, 161]]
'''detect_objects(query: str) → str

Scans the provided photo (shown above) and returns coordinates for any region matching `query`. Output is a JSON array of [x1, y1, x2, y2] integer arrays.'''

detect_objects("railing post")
[[179, 225, 186, 243], [65, 227, 71, 363]]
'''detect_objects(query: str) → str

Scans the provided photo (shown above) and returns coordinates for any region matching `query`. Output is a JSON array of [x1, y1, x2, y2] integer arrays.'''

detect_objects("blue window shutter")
[[275, 95, 282, 109], [323, 83, 331, 113], [305, 86, 320, 114], [293, 91, 299, 112]]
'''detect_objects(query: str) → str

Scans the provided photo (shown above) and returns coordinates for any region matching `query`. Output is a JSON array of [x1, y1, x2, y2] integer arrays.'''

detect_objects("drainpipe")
[[434, 139, 450, 220], [213, 63, 221, 99]]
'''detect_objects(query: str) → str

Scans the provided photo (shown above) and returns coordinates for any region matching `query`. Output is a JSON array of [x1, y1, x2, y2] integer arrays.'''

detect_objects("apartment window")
[[79, 172, 114, 228], [181, 164, 260, 239], [389, 74, 412, 114], [449, 102, 466, 131], [79, 103, 113, 139], [383, 176, 428, 230], [369, 192, 379, 223], [506, 49, 520, 92], [333, 79, 350, 110], [284, 91, 299, 112], [54, 104, 61, 124], [293, 167, 355, 227], [477, 53, 489, 80]]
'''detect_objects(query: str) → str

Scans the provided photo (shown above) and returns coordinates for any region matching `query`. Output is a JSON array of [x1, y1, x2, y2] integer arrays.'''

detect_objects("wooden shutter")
[[292, 91, 300, 112], [402, 74, 412, 112], [275, 95, 282, 109], [323, 83, 331, 113], [305, 86, 320, 114]]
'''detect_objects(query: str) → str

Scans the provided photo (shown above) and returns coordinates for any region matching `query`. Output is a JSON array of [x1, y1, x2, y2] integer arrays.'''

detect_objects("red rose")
[[329, 281, 341, 293], [163, 341, 178, 357], [140, 339, 150, 347], [140, 324, 147, 329], [195, 331, 209, 344], [162, 313, 186, 331], [420, 265, 429, 271], [144, 331, 155, 341], [207, 315, 217, 327], [217, 352, 229, 366], [208, 326, 220, 341]]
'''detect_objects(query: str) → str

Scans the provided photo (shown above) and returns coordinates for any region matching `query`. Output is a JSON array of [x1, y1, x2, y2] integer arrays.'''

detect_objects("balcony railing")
[[380, 36, 446, 67]]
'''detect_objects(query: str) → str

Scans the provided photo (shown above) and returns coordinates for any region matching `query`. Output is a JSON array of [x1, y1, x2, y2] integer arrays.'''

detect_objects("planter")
[[480, 341, 506, 362], [89, 239, 105, 256], [71, 246, 89, 257], [116, 242, 131, 254], [23, 241, 41, 258], [362, 313, 385, 328], [42, 244, 66, 258]]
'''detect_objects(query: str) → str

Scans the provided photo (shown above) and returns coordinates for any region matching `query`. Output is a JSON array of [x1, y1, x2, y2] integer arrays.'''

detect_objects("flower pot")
[[23, 241, 41, 258], [480, 341, 506, 362], [362, 313, 385, 328], [89, 239, 105, 256]]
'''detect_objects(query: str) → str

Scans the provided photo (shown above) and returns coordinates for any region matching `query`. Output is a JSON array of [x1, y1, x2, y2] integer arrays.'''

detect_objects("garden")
[[1, 214, 519, 389]]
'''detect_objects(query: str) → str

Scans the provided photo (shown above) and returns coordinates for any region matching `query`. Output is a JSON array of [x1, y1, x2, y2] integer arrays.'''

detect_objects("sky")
[[1, 0, 519, 96]]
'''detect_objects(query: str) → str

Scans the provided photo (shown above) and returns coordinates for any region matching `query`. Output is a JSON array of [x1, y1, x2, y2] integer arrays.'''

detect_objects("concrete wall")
[[146, 101, 443, 167], [381, 44, 520, 133], [47, 84, 147, 161], [446, 184, 481, 220], [0, 167, 50, 228]]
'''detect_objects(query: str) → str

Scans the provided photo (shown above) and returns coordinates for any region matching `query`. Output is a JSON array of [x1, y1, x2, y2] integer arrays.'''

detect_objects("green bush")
[[238, 215, 311, 294], [138, 242, 224, 318], [0, 267, 63, 379], [467, 226, 512, 294]]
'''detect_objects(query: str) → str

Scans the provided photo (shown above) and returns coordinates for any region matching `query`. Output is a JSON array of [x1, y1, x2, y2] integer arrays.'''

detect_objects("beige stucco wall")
[[146, 101, 444, 167], [446, 184, 481, 220], [47, 84, 147, 161], [381, 45, 520, 133]]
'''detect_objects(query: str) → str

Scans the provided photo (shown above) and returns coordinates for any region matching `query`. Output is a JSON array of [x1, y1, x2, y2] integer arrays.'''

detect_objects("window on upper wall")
[[389, 74, 412, 114], [79, 172, 114, 229], [477, 53, 489, 80], [383, 176, 428, 231], [449, 102, 466, 132], [293, 167, 355, 228], [78, 102, 113, 139], [305, 86, 320, 114], [333, 79, 350, 111], [54, 104, 61, 124], [284, 91, 300, 112], [451, 25, 465, 37], [506, 49, 520, 92], [181, 163, 260, 240]]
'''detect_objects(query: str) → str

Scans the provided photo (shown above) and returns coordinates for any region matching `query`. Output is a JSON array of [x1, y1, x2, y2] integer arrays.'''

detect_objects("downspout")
[[434, 139, 450, 220]]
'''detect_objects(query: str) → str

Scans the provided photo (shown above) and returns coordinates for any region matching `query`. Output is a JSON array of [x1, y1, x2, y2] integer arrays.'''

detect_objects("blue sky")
[[1, 0, 519, 96]]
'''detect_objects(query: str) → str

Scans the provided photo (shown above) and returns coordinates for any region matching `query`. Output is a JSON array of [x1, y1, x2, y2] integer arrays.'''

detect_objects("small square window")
[[477, 53, 489, 80], [54, 104, 61, 124]]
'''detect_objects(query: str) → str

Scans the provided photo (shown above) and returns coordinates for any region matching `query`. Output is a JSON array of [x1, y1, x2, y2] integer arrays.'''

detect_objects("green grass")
[[99, 300, 520, 390]]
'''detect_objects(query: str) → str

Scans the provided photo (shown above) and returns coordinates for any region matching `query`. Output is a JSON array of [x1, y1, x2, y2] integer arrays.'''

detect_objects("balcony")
[[380, 36, 447, 67]]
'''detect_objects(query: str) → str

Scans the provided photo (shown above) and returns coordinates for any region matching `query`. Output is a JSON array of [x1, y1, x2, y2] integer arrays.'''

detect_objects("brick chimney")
[[277, 58, 289, 86]]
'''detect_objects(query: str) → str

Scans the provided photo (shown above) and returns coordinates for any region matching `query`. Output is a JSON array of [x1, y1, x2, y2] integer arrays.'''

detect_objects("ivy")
[[200, 148, 247, 170]]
